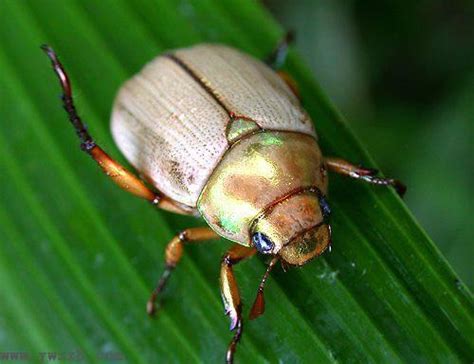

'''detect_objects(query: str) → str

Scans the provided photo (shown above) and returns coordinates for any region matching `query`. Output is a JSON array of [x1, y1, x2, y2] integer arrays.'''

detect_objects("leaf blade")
[[0, 0, 472, 363]]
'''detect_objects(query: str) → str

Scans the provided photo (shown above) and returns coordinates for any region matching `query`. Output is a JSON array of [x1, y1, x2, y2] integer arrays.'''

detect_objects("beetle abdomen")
[[111, 44, 316, 208]]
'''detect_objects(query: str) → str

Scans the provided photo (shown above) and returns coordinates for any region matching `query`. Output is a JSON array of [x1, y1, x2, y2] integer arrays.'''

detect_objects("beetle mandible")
[[42, 35, 405, 363]]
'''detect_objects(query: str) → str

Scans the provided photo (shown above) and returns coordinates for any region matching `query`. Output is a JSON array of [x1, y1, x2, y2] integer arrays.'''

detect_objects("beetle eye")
[[319, 194, 331, 221], [252, 232, 274, 253]]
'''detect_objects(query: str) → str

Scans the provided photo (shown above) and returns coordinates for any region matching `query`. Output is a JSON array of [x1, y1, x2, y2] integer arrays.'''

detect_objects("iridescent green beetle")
[[42, 36, 404, 363]]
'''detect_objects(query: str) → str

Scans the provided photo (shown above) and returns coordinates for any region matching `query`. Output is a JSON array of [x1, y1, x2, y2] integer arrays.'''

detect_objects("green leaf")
[[0, 0, 472, 363]]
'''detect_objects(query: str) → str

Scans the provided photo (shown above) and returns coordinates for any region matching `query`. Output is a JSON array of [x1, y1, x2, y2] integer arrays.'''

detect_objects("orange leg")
[[325, 157, 406, 196], [41, 45, 191, 215], [249, 256, 279, 321], [220, 245, 257, 364], [277, 71, 300, 99], [147, 227, 219, 316]]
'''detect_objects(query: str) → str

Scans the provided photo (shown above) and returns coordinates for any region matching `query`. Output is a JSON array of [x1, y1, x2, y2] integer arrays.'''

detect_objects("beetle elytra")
[[42, 36, 405, 363]]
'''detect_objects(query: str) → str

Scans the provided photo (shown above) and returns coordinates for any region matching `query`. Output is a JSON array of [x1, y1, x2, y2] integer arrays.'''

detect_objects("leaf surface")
[[0, 1, 472, 363]]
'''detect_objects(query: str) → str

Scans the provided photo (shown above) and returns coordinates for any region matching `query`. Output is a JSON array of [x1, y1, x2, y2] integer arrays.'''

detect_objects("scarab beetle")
[[42, 36, 405, 363]]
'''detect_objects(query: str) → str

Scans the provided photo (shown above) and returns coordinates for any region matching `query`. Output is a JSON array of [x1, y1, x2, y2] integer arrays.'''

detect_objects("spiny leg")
[[147, 227, 219, 316], [249, 256, 279, 320], [325, 157, 406, 197], [41, 45, 189, 215], [220, 245, 257, 364]]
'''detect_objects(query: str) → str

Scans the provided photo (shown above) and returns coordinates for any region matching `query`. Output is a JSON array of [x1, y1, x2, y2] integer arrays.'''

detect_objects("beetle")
[[42, 36, 405, 363]]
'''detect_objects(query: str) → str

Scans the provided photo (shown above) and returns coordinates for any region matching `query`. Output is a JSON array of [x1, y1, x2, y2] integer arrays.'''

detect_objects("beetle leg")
[[41, 45, 190, 215], [220, 244, 257, 364], [324, 157, 407, 197], [147, 227, 219, 316], [277, 71, 300, 99], [249, 256, 279, 320], [265, 32, 300, 98], [265, 31, 294, 70]]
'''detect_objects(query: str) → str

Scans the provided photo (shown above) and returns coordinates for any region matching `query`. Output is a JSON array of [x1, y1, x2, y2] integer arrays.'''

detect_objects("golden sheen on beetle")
[[42, 36, 405, 363]]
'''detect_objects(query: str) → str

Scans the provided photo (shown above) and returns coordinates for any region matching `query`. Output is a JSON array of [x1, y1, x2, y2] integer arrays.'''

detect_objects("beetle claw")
[[146, 302, 154, 316], [393, 180, 407, 197], [146, 293, 159, 317]]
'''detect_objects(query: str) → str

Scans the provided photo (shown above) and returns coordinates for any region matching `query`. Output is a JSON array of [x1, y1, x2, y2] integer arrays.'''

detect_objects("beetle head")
[[250, 187, 331, 266]]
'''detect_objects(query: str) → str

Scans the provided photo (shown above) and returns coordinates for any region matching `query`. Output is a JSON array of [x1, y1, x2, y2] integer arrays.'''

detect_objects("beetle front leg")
[[220, 245, 257, 364], [147, 227, 219, 316], [325, 157, 406, 196], [41, 45, 190, 215]]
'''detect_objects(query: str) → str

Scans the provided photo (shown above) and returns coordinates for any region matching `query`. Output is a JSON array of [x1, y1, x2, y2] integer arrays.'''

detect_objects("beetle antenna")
[[249, 256, 279, 320], [41, 44, 95, 152]]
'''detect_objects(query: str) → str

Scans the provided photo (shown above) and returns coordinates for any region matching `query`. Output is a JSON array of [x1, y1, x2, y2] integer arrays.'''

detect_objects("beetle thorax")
[[197, 131, 328, 247]]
